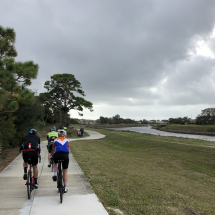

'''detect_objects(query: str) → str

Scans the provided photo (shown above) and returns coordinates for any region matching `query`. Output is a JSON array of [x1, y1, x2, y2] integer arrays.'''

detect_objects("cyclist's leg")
[[52, 153, 59, 181], [62, 169, 68, 185], [48, 145, 52, 167], [53, 162, 58, 169], [23, 161, 28, 168], [32, 165, 39, 189], [62, 153, 69, 192], [22, 152, 28, 180], [33, 165, 38, 178], [48, 153, 51, 165], [31, 151, 39, 188]]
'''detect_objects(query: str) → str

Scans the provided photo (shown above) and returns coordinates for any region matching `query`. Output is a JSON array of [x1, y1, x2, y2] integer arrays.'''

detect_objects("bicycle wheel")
[[27, 170, 31, 199], [59, 175, 63, 203], [59, 163, 63, 203]]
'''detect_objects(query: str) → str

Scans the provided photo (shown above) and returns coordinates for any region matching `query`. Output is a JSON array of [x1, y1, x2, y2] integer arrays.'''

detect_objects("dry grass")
[[0, 147, 20, 173]]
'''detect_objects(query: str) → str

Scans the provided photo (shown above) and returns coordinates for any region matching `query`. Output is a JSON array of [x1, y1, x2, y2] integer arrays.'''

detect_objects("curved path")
[[0, 130, 107, 215]]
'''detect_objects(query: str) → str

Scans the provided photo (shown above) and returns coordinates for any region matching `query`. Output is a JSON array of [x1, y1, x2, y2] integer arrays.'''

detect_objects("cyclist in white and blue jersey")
[[51, 129, 69, 193]]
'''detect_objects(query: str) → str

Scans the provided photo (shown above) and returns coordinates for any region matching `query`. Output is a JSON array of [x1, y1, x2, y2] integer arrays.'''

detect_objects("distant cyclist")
[[47, 127, 58, 168], [52, 129, 69, 193], [20, 129, 40, 189], [80, 127, 84, 137]]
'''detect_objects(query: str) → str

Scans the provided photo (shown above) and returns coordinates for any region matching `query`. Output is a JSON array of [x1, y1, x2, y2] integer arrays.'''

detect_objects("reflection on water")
[[112, 126, 215, 142]]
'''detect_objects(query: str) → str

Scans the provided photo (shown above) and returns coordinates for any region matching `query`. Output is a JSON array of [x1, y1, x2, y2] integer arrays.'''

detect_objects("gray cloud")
[[1, 0, 215, 119]]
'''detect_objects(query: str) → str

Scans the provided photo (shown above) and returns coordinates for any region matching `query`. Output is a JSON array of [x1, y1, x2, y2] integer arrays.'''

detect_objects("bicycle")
[[25, 155, 41, 199], [57, 159, 64, 203], [25, 157, 34, 199]]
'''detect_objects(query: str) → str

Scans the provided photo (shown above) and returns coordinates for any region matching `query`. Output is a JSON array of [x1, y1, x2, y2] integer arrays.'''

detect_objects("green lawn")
[[70, 129, 215, 215]]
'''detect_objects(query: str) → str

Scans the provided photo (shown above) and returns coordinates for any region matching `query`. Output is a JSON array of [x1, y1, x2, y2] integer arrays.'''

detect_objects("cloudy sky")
[[1, 0, 215, 120]]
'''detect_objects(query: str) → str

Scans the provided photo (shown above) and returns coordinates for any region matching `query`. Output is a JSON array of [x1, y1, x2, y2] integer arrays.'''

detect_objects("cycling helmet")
[[51, 127, 56, 131], [58, 129, 66, 137], [64, 126, 67, 130], [59, 126, 64, 129], [29, 129, 37, 134]]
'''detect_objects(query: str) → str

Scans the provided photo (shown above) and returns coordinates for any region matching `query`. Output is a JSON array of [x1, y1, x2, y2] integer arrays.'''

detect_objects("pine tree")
[[42, 73, 93, 124], [0, 26, 39, 114]]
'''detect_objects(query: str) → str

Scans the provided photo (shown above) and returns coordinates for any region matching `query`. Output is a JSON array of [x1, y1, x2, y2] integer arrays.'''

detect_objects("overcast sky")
[[1, 0, 215, 120]]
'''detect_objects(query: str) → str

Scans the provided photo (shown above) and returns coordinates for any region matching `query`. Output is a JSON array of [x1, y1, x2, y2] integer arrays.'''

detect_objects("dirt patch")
[[0, 147, 20, 173]]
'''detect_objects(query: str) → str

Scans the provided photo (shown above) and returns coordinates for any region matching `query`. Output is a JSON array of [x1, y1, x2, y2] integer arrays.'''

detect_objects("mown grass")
[[70, 129, 215, 215]]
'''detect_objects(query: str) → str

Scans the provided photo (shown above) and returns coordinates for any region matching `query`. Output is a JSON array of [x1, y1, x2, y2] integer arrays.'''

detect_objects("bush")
[[156, 124, 166, 129], [207, 128, 215, 132], [0, 114, 19, 150], [14, 98, 44, 134]]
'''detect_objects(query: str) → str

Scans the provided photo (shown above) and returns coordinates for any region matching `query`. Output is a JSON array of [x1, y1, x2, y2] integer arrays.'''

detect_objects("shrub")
[[0, 114, 19, 150], [207, 128, 215, 132]]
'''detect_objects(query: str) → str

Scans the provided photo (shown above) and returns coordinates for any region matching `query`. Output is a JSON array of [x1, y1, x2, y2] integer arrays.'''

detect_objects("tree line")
[[97, 114, 139, 124], [162, 108, 215, 125], [0, 25, 93, 150], [98, 108, 215, 126]]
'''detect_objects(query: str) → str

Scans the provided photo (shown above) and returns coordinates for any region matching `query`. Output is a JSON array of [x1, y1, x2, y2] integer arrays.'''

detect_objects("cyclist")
[[52, 129, 69, 193], [47, 127, 58, 168], [20, 129, 40, 189], [80, 127, 84, 137]]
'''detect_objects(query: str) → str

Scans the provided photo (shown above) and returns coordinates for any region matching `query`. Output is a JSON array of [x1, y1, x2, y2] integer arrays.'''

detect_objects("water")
[[112, 126, 215, 142]]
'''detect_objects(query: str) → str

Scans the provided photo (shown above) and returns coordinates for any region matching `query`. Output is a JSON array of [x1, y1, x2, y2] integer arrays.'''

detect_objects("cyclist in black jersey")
[[20, 129, 40, 189]]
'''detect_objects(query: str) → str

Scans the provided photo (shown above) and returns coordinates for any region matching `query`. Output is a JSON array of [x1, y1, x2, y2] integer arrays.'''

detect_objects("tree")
[[39, 92, 56, 123], [0, 26, 39, 114], [14, 95, 44, 134], [0, 114, 19, 150], [196, 108, 215, 125], [112, 114, 121, 124], [42, 73, 93, 124]]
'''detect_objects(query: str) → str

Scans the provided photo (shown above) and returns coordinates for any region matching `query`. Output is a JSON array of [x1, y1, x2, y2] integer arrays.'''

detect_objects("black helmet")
[[29, 129, 37, 134], [59, 126, 64, 129]]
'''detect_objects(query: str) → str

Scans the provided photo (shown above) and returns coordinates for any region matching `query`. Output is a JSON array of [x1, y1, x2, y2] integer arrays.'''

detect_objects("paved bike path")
[[0, 130, 108, 215]]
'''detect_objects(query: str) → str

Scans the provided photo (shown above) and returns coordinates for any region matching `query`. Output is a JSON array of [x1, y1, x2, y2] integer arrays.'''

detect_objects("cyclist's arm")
[[20, 143, 24, 152], [68, 141, 70, 151], [52, 141, 56, 156], [20, 138, 24, 152]]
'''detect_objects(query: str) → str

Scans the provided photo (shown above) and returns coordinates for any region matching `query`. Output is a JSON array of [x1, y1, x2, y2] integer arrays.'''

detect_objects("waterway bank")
[[112, 126, 215, 141], [153, 124, 215, 136]]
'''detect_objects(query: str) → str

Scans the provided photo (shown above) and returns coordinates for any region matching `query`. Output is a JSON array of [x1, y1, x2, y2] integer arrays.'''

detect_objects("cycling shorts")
[[22, 151, 38, 166], [53, 152, 69, 169]]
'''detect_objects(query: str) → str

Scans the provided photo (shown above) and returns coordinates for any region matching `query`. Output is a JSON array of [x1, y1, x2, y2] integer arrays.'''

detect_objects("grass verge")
[[70, 128, 215, 215]]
